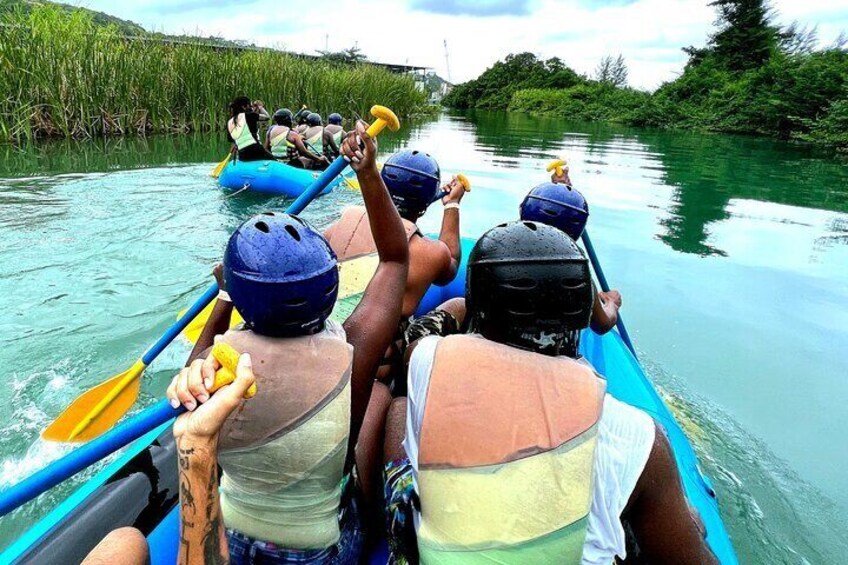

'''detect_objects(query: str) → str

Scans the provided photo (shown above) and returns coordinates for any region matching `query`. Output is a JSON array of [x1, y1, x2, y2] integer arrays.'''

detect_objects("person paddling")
[[264, 108, 325, 167], [324, 113, 346, 161], [382, 221, 718, 565], [324, 150, 468, 385], [300, 113, 331, 170], [519, 180, 622, 334], [227, 96, 275, 162], [168, 120, 409, 565]]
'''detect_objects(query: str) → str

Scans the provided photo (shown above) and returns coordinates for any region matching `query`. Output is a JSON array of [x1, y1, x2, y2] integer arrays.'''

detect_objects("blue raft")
[[218, 159, 345, 196], [1, 236, 737, 564]]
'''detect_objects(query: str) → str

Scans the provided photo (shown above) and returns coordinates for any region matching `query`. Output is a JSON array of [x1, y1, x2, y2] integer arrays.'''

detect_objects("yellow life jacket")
[[216, 320, 353, 549], [324, 125, 344, 156], [325, 205, 420, 261], [416, 334, 606, 564], [268, 125, 291, 158], [303, 125, 324, 158], [228, 113, 257, 150]]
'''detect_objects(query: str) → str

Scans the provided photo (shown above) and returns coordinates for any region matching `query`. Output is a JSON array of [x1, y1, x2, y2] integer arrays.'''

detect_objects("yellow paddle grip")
[[365, 105, 400, 138], [456, 173, 471, 192], [546, 159, 567, 177], [210, 342, 257, 398]]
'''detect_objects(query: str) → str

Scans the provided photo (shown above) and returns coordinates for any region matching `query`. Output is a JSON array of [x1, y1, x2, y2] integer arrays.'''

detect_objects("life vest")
[[416, 334, 606, 564], [216, 320, 354, 550], [228, 113, 257, 150], [267, 125, 292, 159], [324, 124, 344, 156], [303, 125, 324, 158], [326, 205, 420, 261]]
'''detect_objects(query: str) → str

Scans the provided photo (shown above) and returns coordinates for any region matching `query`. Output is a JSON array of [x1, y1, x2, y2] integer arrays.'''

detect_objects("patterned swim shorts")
[[383, 457, 417, 565]]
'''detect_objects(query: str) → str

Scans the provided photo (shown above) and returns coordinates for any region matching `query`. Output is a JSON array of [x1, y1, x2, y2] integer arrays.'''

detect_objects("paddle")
[[43, 105, 400, 444], [210, 153, 231, 178], [0, 343, 253, 518]]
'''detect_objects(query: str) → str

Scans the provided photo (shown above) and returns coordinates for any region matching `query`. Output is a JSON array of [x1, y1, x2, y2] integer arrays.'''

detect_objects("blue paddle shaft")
[[581, 230, 638, 358], [141, 284, 219, 365], [0, 156, 354, 517], [0, 400, 181, 518], [286, 157, 349, 215]]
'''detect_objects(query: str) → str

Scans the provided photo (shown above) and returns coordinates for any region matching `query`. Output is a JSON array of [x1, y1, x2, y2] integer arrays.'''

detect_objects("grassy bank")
[[509, 84, 649, 122], [0, 5, 427, 142]]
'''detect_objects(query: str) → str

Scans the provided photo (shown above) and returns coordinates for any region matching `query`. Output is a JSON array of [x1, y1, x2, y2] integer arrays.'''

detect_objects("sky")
[[64, 0, 848, 90]]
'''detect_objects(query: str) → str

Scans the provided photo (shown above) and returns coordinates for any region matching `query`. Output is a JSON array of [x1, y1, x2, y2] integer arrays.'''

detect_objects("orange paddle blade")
[[42, 364, 143, 443]]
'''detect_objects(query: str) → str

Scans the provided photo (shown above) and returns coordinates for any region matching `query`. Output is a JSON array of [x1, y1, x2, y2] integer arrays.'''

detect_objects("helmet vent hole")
[[283, 297, 308, 306], [285, 225, 301, 241], [255, 221, 270, 233], [543, 208, 557, 217], [324, 283, 338, 296], [525, 222, 538, 231], [262, 211, 275, 217], [410, 180, 423, 187], [504, 278, 537, 290], [412, 150, 419, 155]]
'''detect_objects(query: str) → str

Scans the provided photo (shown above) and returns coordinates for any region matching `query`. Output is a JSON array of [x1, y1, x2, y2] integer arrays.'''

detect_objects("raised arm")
[[435, 176, 467, 283], [623, 425, 718, 565], [341, 120, 409, 454], [170, 353, 256, 565], [186, 264, 233, 365]]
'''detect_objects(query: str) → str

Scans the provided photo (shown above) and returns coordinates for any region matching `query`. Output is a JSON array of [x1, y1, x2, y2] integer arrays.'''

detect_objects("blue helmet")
[[328, 113, 342, 125], [224, 212, 339, 337], [519, 182, 589, 240], [307, 112, 322, 127], [380, 150, 441, 218]]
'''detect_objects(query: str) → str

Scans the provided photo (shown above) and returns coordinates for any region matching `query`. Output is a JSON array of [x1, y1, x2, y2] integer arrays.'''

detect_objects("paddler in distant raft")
[[300, 112, 331, 170], [381, 221, 719, 565], [323, 149, 469, 387], [227, 96, 275, 162], [166, 119, 409, 565], [265, 108, 327, 168], [324, 113, 346, 161]]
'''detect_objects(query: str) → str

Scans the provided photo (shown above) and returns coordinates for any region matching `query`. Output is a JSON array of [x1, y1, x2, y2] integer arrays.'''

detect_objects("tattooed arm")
[[169, 351, 256, 565]]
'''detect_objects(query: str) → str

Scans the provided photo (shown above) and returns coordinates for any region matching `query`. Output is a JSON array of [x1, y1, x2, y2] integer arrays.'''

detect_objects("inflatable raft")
[[218, 159, 349, 196], [0, 237, 738, 564]]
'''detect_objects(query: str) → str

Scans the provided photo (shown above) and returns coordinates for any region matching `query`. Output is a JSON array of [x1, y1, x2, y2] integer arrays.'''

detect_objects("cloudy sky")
[[63, 0, 847, 89]]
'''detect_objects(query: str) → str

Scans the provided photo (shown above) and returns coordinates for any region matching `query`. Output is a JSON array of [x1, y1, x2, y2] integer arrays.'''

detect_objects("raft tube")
[[218, 159, 344, 196], [1, 237, 737, 564]]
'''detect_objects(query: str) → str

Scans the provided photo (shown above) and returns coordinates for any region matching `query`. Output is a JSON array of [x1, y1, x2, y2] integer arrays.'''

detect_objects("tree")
[[316, 46, 367, 65], [595, 54, 628, 87], [708, 0, 780, 72]]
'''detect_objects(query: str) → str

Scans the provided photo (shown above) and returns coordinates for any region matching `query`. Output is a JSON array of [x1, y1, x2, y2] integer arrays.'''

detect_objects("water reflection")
[[456, 110, 848, 256]]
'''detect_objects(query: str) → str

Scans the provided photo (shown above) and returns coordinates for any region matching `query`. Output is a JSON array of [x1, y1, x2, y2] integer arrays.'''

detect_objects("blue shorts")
[[227, 497, 364, 565]]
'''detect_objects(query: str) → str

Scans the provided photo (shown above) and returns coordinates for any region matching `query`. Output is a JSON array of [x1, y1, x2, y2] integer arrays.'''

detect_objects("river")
[[1, 111, 846, 563]]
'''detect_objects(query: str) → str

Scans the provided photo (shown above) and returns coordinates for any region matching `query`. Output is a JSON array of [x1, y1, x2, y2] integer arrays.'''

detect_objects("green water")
[[1, 111, 847, 562]]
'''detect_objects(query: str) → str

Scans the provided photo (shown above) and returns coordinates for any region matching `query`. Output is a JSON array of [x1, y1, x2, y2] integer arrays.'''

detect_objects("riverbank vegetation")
[[444, 0, 848, 150], [0, 4, 427, 142]]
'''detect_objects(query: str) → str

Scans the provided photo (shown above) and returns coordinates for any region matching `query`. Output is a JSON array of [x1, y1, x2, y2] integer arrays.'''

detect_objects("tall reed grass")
[[0, 5, 427, 142]]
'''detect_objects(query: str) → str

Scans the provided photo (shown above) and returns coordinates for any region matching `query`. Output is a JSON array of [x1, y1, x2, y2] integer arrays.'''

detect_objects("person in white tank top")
[[167, 120, 411, 565], [381, 222, 718, 565]]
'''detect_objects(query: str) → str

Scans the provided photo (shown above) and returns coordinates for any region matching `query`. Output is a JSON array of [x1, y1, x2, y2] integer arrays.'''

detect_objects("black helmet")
[[273, 108, 293, 126], [298, 110, 311, 124], [466, 221, 594, 357], [307, 112, 322, 127]]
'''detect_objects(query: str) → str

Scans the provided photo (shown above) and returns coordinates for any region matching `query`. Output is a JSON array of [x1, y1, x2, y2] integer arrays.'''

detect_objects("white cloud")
[[63, 0, 848, 89]]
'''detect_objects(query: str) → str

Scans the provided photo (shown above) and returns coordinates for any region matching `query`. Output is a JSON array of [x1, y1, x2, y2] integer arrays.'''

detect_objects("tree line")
[[443, 0, 848, 150]]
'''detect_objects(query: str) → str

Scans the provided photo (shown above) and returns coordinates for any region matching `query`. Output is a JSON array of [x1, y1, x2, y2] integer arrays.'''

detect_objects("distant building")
[[413, 71, 453, 104]]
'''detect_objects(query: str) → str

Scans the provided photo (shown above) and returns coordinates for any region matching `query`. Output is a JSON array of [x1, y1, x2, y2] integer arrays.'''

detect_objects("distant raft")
[[218, 159, 351, 196]]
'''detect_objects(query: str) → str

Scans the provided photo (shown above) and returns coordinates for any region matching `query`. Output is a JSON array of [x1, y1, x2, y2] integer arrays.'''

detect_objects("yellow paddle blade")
[[180, 300, 244, 344], [42, 362, 144, 443], [211, 154, 231, 178], [181, 254, 379, 344]]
